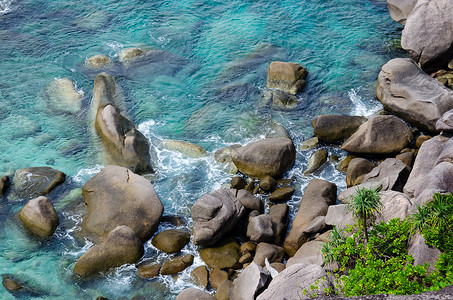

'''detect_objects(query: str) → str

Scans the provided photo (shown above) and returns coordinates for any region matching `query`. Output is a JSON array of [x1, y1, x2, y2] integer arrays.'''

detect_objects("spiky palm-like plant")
[[348, 186, 382, 243]]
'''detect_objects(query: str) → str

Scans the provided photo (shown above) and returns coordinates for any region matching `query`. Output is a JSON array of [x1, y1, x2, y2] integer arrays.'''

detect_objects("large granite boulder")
[[325, 204, 355, 229], [192, 189, 245, 246], [376, 58, 453, 133], [339, 158, 411, 202], [312, 115, 367, 142], [340, 115, 413, 154], [74, 225, 144, 277], [19, 196, 59, 237], [231, 138, 296, 178], [376, 191, 413, 224], [151, 229, 190, 253], [231, 262, 271, 300], [284, 179, 336, 256], [256, 263, 333, 300], [81, 165, 163, 243], [176, 288, 215, 300], [267, 61, 308, 95], [408, 233, 441, 273], [199, 239, 241, 269], [401, 0, 453, 71], [95, 103, 153, 174], [404, 135, 453, 205], [247, 214, 273, 243], [436, 109, 453, 132], [286, 240, 324, 267], [44, 78, 83, 114], [12, 167, 66, 199], [387, 0, 418, 25]]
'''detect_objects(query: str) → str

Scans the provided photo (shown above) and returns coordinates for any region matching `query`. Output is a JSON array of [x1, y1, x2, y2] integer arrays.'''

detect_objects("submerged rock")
[[231, 138, 296, 178], [12, 167, 66, 199], [118, 47, 147, 64], [44, 78, 83, 114], [340, 115, 413, 154], [267, 61, 308, 95], [161, 139, 207, 158], [74, 225, 144, 277], [192, 189, 245, 246], [81, 165, 163, 243], [401, 0, 453, 70], [312, 115, 367, 143], [377, 58, 453, 133], [19, 196, 59, 237], [86, 55, 111, 69]]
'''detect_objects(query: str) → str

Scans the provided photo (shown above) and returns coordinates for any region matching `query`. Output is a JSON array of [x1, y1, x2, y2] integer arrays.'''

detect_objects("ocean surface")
[[0, 0, 403, 299]]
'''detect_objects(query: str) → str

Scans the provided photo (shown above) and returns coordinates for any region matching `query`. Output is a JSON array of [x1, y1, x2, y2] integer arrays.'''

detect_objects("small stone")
[[259, 176, 277, 192], [137, 263, 161, 278], [231, 177, 247, 189], [304, 149, 328, 174], [415, 135, 432, 148], [209, 268, 228, 289], [244, 181, 255, 193], [253, 243, 285, 267], [252, 185, 260, 194], [160, 254, 194, 275], [199, 239, 241, 270], [160, 215, 185, 227], [240, 241, 256, 255], [191, 266, 209, 288], [300, 137, 319, 150], [239, 251, 253, 264], [269, 187, 295, 202]]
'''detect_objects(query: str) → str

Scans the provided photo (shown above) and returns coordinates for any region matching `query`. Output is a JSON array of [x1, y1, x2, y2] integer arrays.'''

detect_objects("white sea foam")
[[349, 88, 382, 117], [72, 164, 104, 184], [0, 0, 13, 14]]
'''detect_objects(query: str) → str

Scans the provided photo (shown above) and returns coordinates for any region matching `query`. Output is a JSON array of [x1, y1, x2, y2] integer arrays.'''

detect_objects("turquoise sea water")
[[0, 0, 403, 299]]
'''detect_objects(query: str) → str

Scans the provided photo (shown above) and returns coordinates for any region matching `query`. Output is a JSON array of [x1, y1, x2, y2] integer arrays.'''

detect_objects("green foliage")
[[347, 186, 382, 242]]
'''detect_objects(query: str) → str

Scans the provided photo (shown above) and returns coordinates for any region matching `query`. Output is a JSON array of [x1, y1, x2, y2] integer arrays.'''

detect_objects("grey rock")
[[303, 216, 326, 235], [340, 115, 413, 154], [81, 165, 163, 243], [304, 149, 328, 174], [160, 254, 194, 275], [401, 0, 453, 70], [377, 58, 453, 133], [259, 176, 277, 192], [436, 109, 453, 132], [74, 225, 144, 277], [247, 214, 273, 243], [408, 233, 441, 273], [231, 262, 271, 300], [325, 204, 355, 229], [19, 196, 59, 237], [286, 241, 324, 267], [235, 189, 263, 213], [284, 179, 336, 256], [192, 189, 245, 246], [267, 61, 308, 95], [253, 243, 285, 267], [396, 151, 415, 168], [312, 115, 367, 142], [387, 0, 418, 25], [231, 138, 296, 178], [346, 158, 375, 187], [268, 203, 289, 246], [376, 191, 412, 224], [256, 263, 332, 300], [300, 137, 319, 150], [176, 288, 215, 300]]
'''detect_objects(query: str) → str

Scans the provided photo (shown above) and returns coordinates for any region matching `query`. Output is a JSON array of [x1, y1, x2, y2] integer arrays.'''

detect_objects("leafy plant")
[[347, 186, 382, 242]]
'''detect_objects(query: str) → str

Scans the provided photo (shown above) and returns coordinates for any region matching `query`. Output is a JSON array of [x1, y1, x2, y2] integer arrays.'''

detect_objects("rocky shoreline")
[[2, 0, 453, 299]]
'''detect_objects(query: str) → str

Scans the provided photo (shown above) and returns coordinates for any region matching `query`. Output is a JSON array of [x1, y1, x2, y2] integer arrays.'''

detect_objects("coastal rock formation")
[[387, 0, 418, 25], [81, 165, 163, 243], [151, 229, 191, 253], [284, 179, 336, 256], [267, 90, 299, 109], [304, 149, 328, 174], [312, 115, 367, 142], [161, 139, 207, 158], [192, 189, 245, 246], [325, 204, 355, 229], [253, 243, 285, 267], [74, 225, 144, 277], [268, 203, 289, 246], [247, 214, 273, 243], [160, 254, 194, 275], [231, 138, 296, 178], [376, 58, 453, 133], [408, 233, 441, 273], [404, 135, 453, 205], [199, 239, 241, 269], [95, 103, 153, 174], [176, 288, 215, 300], [231, 262, 271, 300], [86, 55, 111, 69], [267, 61, 308, 95], [401, 0, 453, 70], [376, 191, 412, 224], [339, 158, 411, 202], [286, 240, 324, 267], [340, 115, 413, 154], [19, 196, 59, 237], [12, 167, 66, 199], [346, 158, 375, 187], [436, 109, 453, 132], [91, 72, 153, 174], [44, 78, 82, 114], [256, 263, 333, 300], [235, 189, 263, 212]]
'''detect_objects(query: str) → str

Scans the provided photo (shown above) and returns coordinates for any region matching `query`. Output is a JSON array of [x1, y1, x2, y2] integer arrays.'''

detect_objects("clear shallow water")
[[0, 0, 403, 298]]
